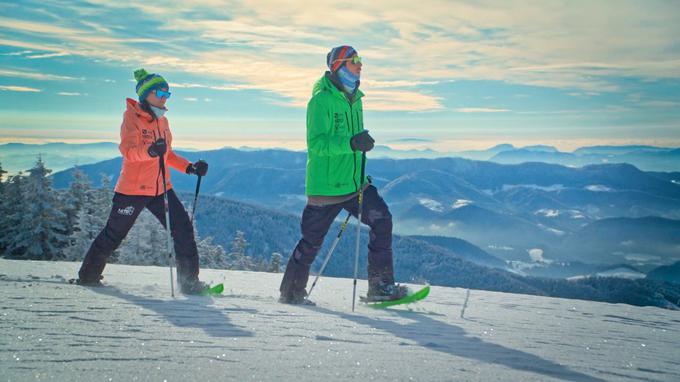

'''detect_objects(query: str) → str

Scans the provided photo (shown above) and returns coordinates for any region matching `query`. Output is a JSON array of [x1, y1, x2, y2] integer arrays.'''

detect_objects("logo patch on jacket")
[[141, 129, 153, 141], [333, 113, 345, 132], [117, 206, 135, 216]]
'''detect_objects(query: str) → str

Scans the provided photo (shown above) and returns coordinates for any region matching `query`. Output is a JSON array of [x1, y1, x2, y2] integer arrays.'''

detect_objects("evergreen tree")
[[62, 174, 112, 261], [257, 258, 270, 272], [269, 252, 282, 273], [62, 167, 91, 237], [1, 173, 26, 256], [231, 230, 248, 256], [196, 235, 228, 269], [0, 162, 9, 254], [62, 208, 93, 261], [92, 174, 114, 216], [13, 157, 67, 259], [227, 230, 254, 270], [0, 161, 6, 196], [117, 210, 166, 266]]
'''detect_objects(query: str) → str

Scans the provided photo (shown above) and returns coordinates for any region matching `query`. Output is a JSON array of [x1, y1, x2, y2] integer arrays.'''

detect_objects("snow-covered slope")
[[1, 259, 678, 381]]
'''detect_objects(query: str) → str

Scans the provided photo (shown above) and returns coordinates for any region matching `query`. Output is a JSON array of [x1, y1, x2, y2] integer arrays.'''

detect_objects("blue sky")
[[1, 0, 679, 151]]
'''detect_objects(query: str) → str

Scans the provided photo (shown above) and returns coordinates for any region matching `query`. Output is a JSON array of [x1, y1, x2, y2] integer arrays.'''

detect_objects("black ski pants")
[[78, 189, 199, 283], [280, 185, 394, 296]]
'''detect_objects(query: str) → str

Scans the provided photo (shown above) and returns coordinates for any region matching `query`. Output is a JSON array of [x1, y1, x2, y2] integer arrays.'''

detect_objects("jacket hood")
[[126, 97, 156, 120]]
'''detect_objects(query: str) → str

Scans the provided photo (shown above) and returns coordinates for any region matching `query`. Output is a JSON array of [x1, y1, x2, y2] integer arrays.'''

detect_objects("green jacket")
[[306, 73, 365, 196]]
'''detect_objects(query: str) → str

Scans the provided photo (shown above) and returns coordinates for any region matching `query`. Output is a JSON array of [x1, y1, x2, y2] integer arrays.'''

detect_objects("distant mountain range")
[[374, 143, 680, 172], [647, 261, 680, 284], [0, 142, 202, 175], [3, 141, 679, 174], [0, 142, 121, 175], [48, 147, 680, 271]]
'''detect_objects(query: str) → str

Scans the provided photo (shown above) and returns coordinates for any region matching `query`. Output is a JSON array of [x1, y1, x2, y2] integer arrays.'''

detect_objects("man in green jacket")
[[279, 45, 408, 305]]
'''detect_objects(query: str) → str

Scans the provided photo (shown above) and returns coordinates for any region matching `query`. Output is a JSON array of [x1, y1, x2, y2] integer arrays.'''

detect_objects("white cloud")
[[25, 52, 70, 59], [535, 209, 560, 218], [418, 198, 444, 212], [456, 108, 511, 113], [366, 89, 443, 112], [362, 79, 441, 89], [585, 185, 614, 192], [502, 184, 566, 192], [1, 50, 33, 56], [452, 199, 472, 209], [0, 85, 40, 92], [0, 69, 78, 81], [57, 92, 81, 96]]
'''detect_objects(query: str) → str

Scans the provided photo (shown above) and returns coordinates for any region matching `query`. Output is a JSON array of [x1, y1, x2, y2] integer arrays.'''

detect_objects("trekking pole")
[[352, 151, 367, 312], [190, 172, 202, 224], [159, 155, 176, 297], [307, 212, 352, 298]]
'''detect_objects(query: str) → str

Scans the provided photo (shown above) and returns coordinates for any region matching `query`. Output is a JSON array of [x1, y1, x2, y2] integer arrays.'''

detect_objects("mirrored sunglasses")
[[334, 55, 362, 65], [155, 89, 171, 99]]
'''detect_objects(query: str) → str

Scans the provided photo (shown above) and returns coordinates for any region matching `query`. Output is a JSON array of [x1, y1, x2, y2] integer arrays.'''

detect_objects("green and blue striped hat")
[[134, 68, 168, 101]]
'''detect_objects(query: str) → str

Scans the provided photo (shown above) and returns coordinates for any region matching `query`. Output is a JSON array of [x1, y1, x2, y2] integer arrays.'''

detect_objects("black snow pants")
[[280, 185, 394, 297], [78, 189, 199, 284]]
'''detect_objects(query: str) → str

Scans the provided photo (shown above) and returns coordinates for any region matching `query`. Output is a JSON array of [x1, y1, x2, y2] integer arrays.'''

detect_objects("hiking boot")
[[180, 279, 210, 295], [366, 282, 409, 302], [71, 275, 104, 287], [279, 289, 316, 306]]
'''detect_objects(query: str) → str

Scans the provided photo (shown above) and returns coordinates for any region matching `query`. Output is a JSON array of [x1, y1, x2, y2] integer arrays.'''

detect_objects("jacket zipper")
[[348, 102, 358, 191]]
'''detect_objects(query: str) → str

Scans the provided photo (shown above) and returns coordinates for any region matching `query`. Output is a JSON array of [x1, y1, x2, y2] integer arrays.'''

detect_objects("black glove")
[[186, 160, 208, 176], [350, 130, 375, 152], [147, 138, 167, 158]]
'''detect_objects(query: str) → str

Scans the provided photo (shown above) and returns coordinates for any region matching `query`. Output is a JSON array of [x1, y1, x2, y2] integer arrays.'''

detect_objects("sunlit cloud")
[[0, 69, 78, 81], [0, 85, 41, 92], [456, 108, 511, 113], [1, 50, 33, 56], [26, 52, 70, 59]]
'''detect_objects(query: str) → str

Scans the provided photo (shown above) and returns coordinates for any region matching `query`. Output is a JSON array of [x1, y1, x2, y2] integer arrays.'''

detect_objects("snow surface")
[[2, 259, 679, 382]]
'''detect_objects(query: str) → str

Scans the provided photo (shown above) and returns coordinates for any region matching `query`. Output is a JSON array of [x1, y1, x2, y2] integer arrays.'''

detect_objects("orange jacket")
[[114, 98, 190, 196]]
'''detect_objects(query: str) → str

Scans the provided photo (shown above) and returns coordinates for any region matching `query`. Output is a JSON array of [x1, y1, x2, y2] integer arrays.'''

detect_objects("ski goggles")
[[155, 89, 171, 99], [334, 55, 362, 65]]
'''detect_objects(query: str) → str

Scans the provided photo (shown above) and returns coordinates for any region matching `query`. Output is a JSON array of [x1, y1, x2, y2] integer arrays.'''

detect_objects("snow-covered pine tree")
[[13, 157, 68, 259], [196, 235, 228, 269], [62, 174, 112, 261], [0, 162, 8, 255], [231, 230, 248, 256], [61, 208, 93, 261], [0, 161, 6, 196], [117, 210, 167, 266], [62, 167, 91, 237], [269, 252, 282, 273], [227, 230, 255, 270], [257, 258, 270, 272], [1, 172, 26, 256], [92, 174, 114, 217]]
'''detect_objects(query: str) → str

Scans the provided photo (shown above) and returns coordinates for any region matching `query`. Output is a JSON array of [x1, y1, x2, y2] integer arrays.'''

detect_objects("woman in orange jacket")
[[76, 69, 210, 294]]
